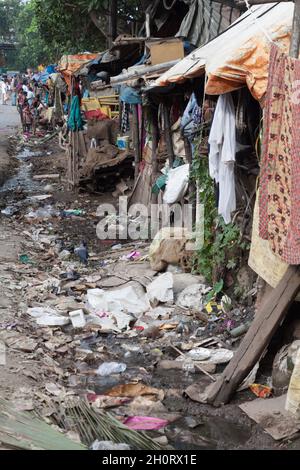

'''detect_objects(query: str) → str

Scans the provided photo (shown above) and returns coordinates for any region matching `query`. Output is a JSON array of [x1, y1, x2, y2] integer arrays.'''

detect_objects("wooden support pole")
[[151, 107, 159, 204], [163, 104, 175, 169], [207, 266, 300, 406], [132, 104, 141, 181], [184, 138, 197, 224]]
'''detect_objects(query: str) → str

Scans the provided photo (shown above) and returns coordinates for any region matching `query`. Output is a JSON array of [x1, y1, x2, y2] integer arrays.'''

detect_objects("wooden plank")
[[207, 266, 300, 406]]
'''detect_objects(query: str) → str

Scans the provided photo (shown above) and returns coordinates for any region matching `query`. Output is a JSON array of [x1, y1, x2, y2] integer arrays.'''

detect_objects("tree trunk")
[[108, 0, 118, 48]]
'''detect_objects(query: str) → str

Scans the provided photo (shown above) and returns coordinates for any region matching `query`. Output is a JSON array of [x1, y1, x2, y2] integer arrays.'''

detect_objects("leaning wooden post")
[[207, 0, 300, 406], [132, 104, 141, 181], [208, 266, 300, 406]]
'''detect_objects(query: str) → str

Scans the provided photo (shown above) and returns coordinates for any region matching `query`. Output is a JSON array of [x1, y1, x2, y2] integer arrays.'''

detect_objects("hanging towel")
[[208, 93, 236, 224], [68, 95, 83, 131]]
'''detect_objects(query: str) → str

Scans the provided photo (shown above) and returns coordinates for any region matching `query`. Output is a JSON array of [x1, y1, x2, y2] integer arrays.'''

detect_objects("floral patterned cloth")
[[259, 44, 300, 265]]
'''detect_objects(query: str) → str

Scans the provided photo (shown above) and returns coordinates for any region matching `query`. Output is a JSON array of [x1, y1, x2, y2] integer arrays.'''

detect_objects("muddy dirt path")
[[0, 105, 19, 187]]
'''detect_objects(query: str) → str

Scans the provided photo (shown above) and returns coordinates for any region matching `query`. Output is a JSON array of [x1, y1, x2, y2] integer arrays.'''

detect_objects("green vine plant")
[[190, 133, 250, 293]]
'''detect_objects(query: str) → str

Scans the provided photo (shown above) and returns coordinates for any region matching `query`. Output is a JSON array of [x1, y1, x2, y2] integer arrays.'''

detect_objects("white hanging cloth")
[[208, 93, 236, 224]]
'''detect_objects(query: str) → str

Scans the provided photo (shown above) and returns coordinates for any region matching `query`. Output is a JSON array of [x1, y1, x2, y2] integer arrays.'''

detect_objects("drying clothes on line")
[[208, 93, 236, 225], [259, 44, 300, 265]]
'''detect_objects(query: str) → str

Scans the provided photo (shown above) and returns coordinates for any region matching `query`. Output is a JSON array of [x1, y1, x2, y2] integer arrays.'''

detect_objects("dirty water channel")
[[0, 148, 44, 194]]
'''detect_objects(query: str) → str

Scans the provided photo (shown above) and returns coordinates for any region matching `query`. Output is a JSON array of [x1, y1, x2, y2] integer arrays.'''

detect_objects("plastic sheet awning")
[[155, 3, 295, 101]]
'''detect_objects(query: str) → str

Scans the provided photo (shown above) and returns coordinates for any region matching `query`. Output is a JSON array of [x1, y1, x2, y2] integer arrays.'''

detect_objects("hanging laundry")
[[208, 93, 236, 225], [121, 102, 130, 133], [181, 93, 202, 140], [68, 95, 83, 131], [259, 44, 300, 265]]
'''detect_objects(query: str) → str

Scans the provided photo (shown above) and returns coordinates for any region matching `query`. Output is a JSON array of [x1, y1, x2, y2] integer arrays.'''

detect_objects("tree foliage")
[[0, 0, 21, 42], [4, 0, 152, 70]]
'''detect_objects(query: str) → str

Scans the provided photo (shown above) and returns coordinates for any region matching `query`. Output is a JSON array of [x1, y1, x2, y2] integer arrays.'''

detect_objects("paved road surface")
[[0, 104, 19, 186], [0, 103, 19, 134]]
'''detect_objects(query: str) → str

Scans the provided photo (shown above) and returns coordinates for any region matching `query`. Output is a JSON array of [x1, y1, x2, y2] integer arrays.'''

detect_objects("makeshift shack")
[[151, 2, 300, 408]]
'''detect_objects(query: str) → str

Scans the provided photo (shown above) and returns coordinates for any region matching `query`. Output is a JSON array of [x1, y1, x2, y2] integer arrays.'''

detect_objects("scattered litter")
[[74, 242, 89, 264], [249, 384, 272, 399], [87, 285, 150, 318], [1, 206, 18, 216], [58, 250, 71, 260], [69, 310, 86, 328], [238, 363, 260, 392], [187, 348, 234, 365], [157, 360, 216, 374], [230, 321, 252, 338], [124, 416, 169, 431], [33, 174, 60, 180], [91, 440, 131, 451], [62, 209, 85, 217], [105, 383, 164, 400], [111, 244, 123, 250], [27, 307, 70, 327], [147, 273, 174, 306], [19, 254, 34, 265], [176, 284, 210, 310], [87, 394, 130, 409], [26, 205, 60, 219], [96, 362, 127, 376], [126, 251, 141, 261]]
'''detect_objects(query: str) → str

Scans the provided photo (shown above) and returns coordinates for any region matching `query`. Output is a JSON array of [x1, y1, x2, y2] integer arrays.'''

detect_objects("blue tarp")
[[120, 85, 141, 105]]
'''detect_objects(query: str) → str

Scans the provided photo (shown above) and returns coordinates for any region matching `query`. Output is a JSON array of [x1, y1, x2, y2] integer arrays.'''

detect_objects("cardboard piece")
[[239, 395, 300, 440], [147, 39, 184, 66]]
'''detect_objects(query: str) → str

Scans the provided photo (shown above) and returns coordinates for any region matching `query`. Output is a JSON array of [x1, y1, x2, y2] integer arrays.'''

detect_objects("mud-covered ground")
[[0, 105, 300, 451]]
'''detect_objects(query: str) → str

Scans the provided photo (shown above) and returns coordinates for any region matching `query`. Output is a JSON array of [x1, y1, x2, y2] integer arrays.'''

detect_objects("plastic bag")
[[96, 362, 127, 376], [163, 164, 190, 204]]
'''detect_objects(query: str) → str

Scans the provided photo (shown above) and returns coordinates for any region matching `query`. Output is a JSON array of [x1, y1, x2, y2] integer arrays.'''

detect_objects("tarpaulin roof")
[[155, 3, 295, 101], [57, 54, 99, 93]]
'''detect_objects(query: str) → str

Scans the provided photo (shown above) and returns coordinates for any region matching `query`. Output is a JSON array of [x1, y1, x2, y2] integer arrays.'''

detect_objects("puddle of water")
[[0, 148, 44, 193]]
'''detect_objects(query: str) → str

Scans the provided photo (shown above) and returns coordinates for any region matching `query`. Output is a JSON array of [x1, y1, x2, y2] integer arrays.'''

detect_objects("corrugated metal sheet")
[[176, 0, 242, 47], [156, 3, 295, 101]]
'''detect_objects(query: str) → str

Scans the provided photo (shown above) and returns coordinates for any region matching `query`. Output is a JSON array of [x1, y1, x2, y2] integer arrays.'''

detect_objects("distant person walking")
[[0, 79, 9, 105]]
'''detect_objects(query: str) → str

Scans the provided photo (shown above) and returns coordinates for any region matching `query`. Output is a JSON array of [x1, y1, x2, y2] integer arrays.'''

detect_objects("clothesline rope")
[[243, 0, 276, 44]]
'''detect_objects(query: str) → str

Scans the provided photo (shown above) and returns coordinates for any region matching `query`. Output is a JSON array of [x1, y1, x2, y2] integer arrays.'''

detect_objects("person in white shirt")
[[26, 86, 35, 106], [0, 80, 9, 105]]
